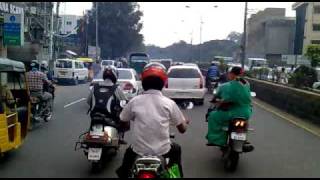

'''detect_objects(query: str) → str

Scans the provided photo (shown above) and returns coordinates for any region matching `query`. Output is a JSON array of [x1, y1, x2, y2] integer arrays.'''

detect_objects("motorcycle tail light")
[[137, 171, 157, 179]]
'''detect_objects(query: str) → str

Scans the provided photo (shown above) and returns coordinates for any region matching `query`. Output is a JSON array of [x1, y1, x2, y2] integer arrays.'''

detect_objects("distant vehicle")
[[101, 60, 116, 69], [172, 61, 184, 66], [159, 59, 173, 70], [54, 59, 88, 85], [163, 65, 207, 105], [214, 56, 233, 64], [247, 58, 268, 70], [128, 52, 150, 74]]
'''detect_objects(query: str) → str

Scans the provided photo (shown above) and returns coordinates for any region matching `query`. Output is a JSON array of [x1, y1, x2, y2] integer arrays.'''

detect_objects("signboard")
[[3, 13, 24, 46], [88, 45, 101, 59]]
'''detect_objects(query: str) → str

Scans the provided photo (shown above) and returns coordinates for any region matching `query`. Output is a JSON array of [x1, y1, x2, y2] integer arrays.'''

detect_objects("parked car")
[[54, 58, 88, 85], [162, 65, 207, 105], [89, 68, 141, 100]]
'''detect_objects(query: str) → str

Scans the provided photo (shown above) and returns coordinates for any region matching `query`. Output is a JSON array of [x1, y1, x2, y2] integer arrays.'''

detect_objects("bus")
[[128, 52, 150, 74]]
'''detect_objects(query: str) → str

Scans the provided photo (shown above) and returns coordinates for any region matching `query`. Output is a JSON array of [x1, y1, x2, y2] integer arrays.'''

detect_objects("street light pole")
[[241, 2, 248, 69], [199, 16, 203, 62], [95, 2, 99, 61]]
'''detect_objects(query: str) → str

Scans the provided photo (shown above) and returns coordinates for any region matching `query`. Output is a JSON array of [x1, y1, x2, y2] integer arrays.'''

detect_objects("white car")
[[89, 68, 141, 100], [162, 65, 207, 105], [117, 68, 141, 100]]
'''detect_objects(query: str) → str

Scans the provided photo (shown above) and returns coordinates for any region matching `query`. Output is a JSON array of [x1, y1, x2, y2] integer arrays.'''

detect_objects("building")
[[0, 2, 55, 65], [293, 2, 320, 55], [59, 14, 80, 35], [246, 8, 296, 66]]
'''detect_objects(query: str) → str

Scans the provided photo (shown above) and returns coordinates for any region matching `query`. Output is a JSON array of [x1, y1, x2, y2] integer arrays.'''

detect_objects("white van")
[[54, 59, 88, 85]]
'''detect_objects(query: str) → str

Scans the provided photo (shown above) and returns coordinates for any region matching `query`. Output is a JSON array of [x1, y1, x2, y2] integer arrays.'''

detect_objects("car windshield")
[[168, 68, 201, 78], [56, 60, 72, 68], [118, 69, 133, 80], [102, 61, 114, 66]]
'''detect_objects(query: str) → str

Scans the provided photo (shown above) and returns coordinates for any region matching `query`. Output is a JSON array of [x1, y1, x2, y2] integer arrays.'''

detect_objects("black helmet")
[[103, 66, 118, 83], [30, 60, 39, 69]]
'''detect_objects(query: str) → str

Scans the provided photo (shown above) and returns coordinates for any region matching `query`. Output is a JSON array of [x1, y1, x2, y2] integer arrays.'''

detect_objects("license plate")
[[59, 71, 67, 75], [231, 132, 247, 141], [88, 148, 102, 161]]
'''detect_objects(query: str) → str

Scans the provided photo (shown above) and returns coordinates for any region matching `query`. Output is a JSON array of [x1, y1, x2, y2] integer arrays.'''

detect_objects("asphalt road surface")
[[1, 83, 320, 178]]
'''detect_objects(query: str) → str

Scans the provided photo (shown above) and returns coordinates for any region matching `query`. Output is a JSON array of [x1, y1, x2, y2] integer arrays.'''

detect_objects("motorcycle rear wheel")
[[224, 150, 239, 172]]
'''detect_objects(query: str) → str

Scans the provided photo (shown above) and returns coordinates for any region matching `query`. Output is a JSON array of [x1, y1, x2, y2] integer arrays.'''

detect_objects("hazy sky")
[[59, 2, 295, 48]]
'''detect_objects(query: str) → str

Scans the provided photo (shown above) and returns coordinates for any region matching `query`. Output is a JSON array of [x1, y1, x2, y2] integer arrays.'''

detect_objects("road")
[[1, 83, 320, 178]]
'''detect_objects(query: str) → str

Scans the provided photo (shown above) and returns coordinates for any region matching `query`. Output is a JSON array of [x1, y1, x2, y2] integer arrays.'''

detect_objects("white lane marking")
[[64, 98, 86, 108]]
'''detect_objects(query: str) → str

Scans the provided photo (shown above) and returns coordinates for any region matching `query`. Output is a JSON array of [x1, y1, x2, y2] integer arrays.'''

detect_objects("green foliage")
[[87, 2, 144, 59], [251, 68, 270, 80], [305, 44, 320, 68], [288, 65, 318, 88], [146, 40, 238, 62]]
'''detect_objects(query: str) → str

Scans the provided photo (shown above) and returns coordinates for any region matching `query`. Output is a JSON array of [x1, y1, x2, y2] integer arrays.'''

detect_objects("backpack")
[[88, 83, 119, 119]]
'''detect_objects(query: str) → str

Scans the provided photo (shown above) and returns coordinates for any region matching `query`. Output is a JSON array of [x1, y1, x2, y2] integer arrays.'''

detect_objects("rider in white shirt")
[[116, 62, 189, 178]]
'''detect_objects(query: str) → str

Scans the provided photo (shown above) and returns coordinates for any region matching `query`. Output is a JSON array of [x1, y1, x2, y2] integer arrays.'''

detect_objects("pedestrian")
[[92, 60, 102, 79]]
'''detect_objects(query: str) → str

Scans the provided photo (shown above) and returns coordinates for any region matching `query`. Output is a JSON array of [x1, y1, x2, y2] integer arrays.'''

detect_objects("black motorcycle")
[[206, 93, 255, 172]]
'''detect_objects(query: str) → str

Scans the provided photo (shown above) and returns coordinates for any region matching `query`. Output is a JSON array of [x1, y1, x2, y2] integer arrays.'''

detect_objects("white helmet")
[[41, 61, 48, 69]]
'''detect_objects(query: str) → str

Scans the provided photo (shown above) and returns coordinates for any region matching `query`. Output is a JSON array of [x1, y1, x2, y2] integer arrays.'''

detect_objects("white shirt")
[[120, 90, 186, 156]]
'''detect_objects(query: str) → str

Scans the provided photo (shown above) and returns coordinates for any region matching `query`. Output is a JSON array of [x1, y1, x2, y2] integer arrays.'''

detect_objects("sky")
[[59, 2, 296, 48]]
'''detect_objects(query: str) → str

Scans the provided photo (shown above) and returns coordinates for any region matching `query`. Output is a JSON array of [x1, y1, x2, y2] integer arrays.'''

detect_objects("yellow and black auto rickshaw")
[[0, 58, 31, 156], [77, 57, 94, 81]]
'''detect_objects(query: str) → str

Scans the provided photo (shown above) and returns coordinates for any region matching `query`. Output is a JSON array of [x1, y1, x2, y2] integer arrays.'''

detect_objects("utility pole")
[[49, 3, 54, 66], [95, 2, 99, 61], [55, 2, 60, 59], [199, 16, 203, 62], [241, 2, 248, 69]]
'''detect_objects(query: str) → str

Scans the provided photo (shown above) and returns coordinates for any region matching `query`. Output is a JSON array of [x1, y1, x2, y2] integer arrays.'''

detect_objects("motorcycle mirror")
[[120, 100, 127, 108], [89, 86, 93, 91], [251, 92, 256, 97]]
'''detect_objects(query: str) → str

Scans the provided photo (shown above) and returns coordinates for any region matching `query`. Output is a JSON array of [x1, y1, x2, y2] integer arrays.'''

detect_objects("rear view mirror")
[[251, 92, 256, 97]]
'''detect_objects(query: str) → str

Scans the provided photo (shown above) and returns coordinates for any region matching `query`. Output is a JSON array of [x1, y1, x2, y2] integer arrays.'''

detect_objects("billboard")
[[88, 45, 101, 59], [281, 55, 311, 66], [3, 13, 24, 46]]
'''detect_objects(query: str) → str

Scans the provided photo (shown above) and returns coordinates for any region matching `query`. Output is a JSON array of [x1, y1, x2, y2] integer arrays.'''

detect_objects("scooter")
[[206, 91, 256, 172], [75, 100, 127, 171], [129, 102, 193, 178]]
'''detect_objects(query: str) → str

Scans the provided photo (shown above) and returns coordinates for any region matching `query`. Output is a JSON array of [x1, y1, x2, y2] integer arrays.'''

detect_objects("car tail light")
[[123, 82, 134, 91], [165, 80, 168, 88], [137, 171, 157, 179], [200, 77, 203, 89]]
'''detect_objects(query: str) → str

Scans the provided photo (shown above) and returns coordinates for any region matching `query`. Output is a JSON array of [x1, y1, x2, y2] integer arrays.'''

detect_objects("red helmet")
[[141, 62, 168, 83]]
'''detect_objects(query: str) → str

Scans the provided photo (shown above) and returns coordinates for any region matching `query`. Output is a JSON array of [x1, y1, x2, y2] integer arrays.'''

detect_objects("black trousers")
[[116, 142, 183, 178]]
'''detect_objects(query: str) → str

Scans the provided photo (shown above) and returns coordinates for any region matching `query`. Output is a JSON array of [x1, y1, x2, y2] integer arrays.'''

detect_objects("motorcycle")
[[75, 100, 127, 171], [206, 91, 256, 172], [129, 102, 193, 178], [29, 87, 54, 130], [207, 77, 220, 94]]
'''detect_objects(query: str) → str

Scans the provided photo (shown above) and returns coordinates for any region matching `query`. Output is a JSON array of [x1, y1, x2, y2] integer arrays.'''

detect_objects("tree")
[[305, 44, 320, 68], [87, 2, 144, 59], [226, 31, 242, 45]]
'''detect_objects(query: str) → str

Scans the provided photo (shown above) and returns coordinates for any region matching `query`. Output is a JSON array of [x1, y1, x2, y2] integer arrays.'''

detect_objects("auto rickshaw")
[[0, 58, 31, 156], [77, 57, 94, 81]]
